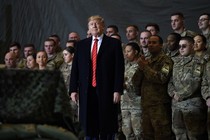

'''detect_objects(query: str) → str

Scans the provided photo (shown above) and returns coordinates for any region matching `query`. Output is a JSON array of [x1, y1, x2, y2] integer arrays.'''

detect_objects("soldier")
[[122, 42, 143, 140], [44, 38, 64, 70], [197, 13, 210, 52], [138, 35, 173, 140], [36, 51, 48, 70], [4, 52, 17, 69], [163, 33, 181, 58], [202, 60, 210, 140], [168, 36, 207, 140], [126, 25, 140, 45], [9, 42, 25, 68], [194, 34, 210, 63], [170, 12, 197, 38], [59, 47, 78, 123], [139, 30, 152, 60]]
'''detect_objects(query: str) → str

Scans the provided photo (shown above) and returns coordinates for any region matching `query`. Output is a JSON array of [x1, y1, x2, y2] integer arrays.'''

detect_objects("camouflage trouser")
[[142, 104, 172, 140], [121, 97, 142, 140], [70, 100, 79, 123], [0, 124, 78, 140], [172, 98, 207, 140]]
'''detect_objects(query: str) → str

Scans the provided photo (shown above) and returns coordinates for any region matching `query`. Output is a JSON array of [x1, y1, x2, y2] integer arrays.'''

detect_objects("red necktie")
[[92, 39, 98, 87]]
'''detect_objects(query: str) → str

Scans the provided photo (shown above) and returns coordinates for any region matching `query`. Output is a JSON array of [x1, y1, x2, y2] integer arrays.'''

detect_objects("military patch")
[[194, 66, 201, 75], [161, 64, 170, 75]]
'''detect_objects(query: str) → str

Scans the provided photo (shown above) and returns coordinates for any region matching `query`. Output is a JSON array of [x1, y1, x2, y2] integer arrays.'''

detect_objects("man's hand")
[[113, 92, 121, 104], [137, 55, 148, 70], [173, 92, 180, 101], [206, 98, 210, 107], [70, 92, 78, 104]]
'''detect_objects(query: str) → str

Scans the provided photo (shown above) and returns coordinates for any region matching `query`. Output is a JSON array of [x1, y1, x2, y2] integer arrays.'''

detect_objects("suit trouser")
[[86, 86, 115, 140]]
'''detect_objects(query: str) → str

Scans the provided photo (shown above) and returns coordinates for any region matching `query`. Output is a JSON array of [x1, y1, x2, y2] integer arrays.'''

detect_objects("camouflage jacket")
[[180, 29, 197, 38], [59, 62, 72, 93], [47, 53, 64, 70], [202, 60, 210, 100], [141, 52, 173, 107], [168, 55, 205, 101], [122, 61, 142, 104]]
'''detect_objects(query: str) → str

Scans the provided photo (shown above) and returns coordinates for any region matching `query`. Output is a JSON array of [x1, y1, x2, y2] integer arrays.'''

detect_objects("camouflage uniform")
[[121, 61, 143, 140], [201, 60, 210, 140], [141, 47, 151, 60], [17, 58, 26, 69], [162, 45, 180, 58], [203, 33, 210, 53], [60, 62, 79, 123], [47, 53, 64, 70], [168, 55, 207, 140], [180, 29, 197, 38], [141, 52, 173, 140]]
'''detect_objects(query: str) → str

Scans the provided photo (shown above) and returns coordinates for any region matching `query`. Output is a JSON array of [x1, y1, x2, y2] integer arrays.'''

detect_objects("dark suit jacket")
[[70, 35, 124, 134]]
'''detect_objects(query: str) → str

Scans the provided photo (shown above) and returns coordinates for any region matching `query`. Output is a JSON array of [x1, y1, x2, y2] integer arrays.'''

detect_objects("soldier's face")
[[44, 41, 55, 55], [26, 55, 37, 69], [9, 46, 20, 58], [171, 15, 183, 31], [179, 40, 193, 56], [194, 35, 206, 52], [146, 26, 158, 35], [140, 32, 150, 47], [124, 45, 137, 62], [126, 26, 138, 41], [36, 52, 48, 67], [63, 50, 74, 63], [148, 36, 162, 55], [106, 27, 115, 36], [166, 35, 177, 51], [198, 15, 210, 30]]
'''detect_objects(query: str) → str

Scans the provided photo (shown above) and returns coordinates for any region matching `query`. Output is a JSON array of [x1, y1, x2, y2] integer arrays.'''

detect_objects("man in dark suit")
[[69, 15, 125, 140]]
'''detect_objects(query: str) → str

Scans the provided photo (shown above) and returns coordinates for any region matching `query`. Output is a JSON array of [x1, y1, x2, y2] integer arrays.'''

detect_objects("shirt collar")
[[92, 34, 103, 42]]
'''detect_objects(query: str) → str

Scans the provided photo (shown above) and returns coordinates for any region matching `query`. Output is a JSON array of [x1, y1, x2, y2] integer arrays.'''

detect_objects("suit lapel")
[[84, 37, 92, 60], [98, 35, 108, 58]]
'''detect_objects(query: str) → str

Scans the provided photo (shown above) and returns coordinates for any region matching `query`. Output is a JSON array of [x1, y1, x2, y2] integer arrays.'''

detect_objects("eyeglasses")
[[198, 18, 209, 22], [179, 45, 189, 49]]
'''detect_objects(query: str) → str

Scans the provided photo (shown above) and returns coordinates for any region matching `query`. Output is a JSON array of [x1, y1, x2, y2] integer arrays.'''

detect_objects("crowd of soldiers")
[[1, 12, 210, 140]]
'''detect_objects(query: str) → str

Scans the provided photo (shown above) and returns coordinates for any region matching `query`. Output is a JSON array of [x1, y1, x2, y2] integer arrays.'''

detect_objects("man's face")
[[148, 36, 162, 55], [5, 53, 16, 68], [171, 15, 183, 31], [106, 27, 115, 36], [68, 32, 80, 41], [49, 36, 60, 48], [88, 19, 104, 37], [9, 46, 20, 58], [44, 41, 55, 55], [198, 15, 210, 30], [146, 26, 158, 35], [24, 46, 34, 58], [166, 35, 177, 51], [140, 32, 150, 47], [126, 26, 138, 41], [179, 40, 193, 56]]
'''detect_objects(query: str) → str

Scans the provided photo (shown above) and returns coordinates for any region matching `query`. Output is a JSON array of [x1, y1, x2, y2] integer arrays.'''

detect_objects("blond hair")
[[88, 15, 105, 26]]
